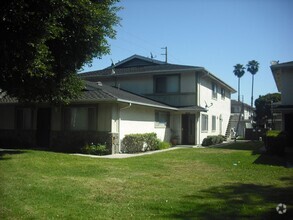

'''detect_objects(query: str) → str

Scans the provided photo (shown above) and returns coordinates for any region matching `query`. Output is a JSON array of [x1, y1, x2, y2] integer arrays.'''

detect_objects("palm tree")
[[233, 64, 245, 102], [247, 60, 259, 107]]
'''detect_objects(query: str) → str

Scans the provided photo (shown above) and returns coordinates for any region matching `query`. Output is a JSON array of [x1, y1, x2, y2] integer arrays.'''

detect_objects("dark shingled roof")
[[79, 63, 202, 78], [79, 54, 236, 93], [79, 81, 177, 109], [0, 81, 177, 110]]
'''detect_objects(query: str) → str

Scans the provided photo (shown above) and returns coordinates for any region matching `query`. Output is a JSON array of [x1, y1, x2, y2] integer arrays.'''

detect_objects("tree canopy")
[[0, 0, 120, 103], [254, 93, 281, 128], [233, 64, 245, 102], [246, 60, 259, 75], [247, 60, 259, 107]]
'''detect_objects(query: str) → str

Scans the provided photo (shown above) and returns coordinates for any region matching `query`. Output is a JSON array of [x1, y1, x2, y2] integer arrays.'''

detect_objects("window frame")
[[221, 87, 225, 100], [16, 108, 33, 130], [212, 115, 217, 132], [155, 110, 170, 128], [63, 106, 97, 131], [201, 114, 208, 132], [154, 74, 180, 94], [212, 82, 217, 99]]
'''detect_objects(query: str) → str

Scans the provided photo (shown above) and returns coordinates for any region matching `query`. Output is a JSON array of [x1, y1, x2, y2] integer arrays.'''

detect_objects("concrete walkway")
[[71, 145, 204, 159]]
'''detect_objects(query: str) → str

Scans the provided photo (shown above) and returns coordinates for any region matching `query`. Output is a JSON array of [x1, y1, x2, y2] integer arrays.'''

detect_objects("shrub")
[[157, 141, 171, 150], [265, 130, 287, 155], [121, 133, 160, 153], [81, 143, 109, 155], [202, 135, 225, 146]]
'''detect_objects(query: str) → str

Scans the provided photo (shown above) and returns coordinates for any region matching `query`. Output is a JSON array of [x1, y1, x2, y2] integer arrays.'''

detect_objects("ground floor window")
[[201, 114, 208, 132], [155, 111, 170, 127], [212, 115, 217, 132], [16, 108, 33, 130], [64, 107, 97, 131]]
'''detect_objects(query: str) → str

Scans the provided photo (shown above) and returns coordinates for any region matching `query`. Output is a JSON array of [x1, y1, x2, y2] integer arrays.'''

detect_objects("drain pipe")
[[118, 103, 132, 153]]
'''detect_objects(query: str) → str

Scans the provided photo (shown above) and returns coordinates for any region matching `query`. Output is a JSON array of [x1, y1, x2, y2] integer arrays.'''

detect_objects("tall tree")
[[0, 0, 120, 103], [254, 93, 281, 128], [247, 60, 259, 107], [233, 64, 245, 102]]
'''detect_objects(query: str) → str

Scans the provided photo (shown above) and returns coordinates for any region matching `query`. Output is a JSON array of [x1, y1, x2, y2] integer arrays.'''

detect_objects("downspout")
[[118, 103, 132, 153]]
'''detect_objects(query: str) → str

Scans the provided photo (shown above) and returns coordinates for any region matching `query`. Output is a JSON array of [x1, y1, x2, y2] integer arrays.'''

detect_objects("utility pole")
[[161, 46, 168, 63]]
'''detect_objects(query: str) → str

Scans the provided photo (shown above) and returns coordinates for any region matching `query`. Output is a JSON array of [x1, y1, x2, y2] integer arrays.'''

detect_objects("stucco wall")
[[119, 105, 171, 142], [198, 77, 231, 144]]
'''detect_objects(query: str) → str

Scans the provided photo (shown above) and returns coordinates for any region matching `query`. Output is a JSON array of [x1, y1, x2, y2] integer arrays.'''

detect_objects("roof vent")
[[97, 81, 103, 86], [270, 60, 279, 65]]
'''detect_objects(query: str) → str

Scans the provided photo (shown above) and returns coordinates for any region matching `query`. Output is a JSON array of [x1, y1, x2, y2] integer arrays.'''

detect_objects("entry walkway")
[[72, 145, 204, 159]]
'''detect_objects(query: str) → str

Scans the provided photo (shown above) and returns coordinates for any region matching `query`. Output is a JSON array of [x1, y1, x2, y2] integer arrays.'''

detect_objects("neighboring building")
[[81, 54, 236, 145], [270, 61, 293, 141], [230, 100, 254, 138]]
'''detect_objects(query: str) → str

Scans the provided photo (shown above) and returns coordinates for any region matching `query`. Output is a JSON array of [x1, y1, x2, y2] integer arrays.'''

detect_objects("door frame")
[[181, 114, 196, 145]]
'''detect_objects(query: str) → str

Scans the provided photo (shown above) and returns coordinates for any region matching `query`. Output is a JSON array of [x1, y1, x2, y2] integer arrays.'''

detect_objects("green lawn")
[[0, 141, 292, 219]]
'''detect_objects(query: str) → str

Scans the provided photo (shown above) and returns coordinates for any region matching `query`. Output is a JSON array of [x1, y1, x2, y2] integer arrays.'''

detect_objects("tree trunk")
[[251, 74, 254, 107], [238, 77, 240, 102]]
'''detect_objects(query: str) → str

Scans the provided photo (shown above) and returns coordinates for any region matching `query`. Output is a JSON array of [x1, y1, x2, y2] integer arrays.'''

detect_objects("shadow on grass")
[[216, 141, 291, 167], [216, 141, 263, 152], [168, 178, 293, 219], [0, 149, 25, 160]]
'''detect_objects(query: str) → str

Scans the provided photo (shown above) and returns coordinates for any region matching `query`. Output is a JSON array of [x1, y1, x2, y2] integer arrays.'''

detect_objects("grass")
[[0, 141, 292, 219]]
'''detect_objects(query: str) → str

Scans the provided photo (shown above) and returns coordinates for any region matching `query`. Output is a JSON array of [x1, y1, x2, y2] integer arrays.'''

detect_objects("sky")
[[81, 0, 293, 106]]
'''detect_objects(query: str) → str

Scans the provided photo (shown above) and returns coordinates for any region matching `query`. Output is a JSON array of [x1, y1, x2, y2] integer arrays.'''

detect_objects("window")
[[155, 111, 170, 127], [212, 83, 217, 99], [221, 88, 225, 99], [154, 75, 179, 93], [16, 108, 33, 130], [212, 115, 216, 132], [201, 114, 208, 132], [64, 107, 96, 131]]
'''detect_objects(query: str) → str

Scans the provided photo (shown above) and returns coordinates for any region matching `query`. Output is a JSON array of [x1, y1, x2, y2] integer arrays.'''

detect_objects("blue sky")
[[81, 0, 293, 105]]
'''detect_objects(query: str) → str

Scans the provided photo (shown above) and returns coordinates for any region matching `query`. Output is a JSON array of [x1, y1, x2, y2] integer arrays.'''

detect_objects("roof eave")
[[116, 98, 177, 110]]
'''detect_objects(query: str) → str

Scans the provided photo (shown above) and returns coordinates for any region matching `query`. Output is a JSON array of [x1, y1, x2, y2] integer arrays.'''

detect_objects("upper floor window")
[[212, 83, 217, 99], [154, 75, 179, 93], [221, 88, 225, 99]]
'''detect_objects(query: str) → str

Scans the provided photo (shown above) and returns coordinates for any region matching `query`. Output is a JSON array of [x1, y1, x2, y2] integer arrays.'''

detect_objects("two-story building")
[[0, 55, 236, 153], [81, 55, 236, 146]]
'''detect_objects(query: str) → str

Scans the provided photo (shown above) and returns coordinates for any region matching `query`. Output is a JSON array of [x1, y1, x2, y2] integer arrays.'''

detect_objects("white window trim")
[[201, 114, 208, 132]]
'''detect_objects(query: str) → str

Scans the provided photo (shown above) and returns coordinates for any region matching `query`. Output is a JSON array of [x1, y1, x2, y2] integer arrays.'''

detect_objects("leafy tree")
[[254, 93, 281, 128], [247, 60, 259, 107], [233, 64, 245, 102], [0, 0, 120, 103]]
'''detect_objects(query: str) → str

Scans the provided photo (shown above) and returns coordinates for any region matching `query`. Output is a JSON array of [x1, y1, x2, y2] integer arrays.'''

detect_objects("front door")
[[36, 108, 51, 148], [182, 114, 195, 145]]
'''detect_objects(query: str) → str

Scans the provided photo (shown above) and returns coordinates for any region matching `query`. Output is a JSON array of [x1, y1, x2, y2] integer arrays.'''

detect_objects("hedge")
[[121, 133, 160, 153], [265, 130, 287, 155], [202, 135, 225, 146]]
